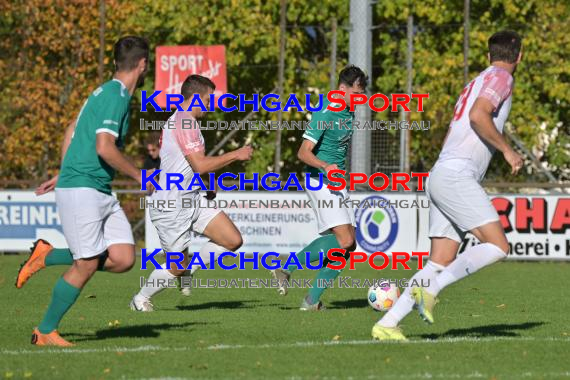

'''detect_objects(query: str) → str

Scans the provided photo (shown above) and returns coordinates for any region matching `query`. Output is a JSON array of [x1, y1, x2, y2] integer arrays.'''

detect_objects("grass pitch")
[[1, 255, 570, 379]]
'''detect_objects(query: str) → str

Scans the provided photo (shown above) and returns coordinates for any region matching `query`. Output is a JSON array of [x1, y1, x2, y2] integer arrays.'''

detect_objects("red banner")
[[155, 45, 227, 108]]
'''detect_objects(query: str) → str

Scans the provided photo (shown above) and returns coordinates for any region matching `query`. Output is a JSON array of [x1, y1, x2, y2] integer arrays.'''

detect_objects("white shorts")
[[55, 188, 134, 260], [305, 175, 356, 234], [150, 193, 221, 253], [426, 164, 499, 242]]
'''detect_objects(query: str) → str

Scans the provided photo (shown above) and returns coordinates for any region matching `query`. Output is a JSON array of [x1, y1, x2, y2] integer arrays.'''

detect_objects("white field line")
[[126, 372, 570, 380], [1, 336, 570, 356]]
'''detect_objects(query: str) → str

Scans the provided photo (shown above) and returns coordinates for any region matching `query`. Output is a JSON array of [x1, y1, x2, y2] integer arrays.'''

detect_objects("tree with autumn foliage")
[[0, 0, 568, 187]]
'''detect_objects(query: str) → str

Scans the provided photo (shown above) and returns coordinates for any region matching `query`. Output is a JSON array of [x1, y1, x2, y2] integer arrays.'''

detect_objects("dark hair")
[[114, 36, 149, 72], [181, 74, 216, 99], [145, 132, 161, 147], [488, 30, 522, 64], [338, 65, 368, 90]]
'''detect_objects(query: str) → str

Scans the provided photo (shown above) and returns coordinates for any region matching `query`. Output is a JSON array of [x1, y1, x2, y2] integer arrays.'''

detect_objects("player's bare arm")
[[96, 132, 143, 184], [184, 145, 253, 174], [61, 119, 77, 161], [297, 139, 337, 173], [469, 97, 523, 174], [35, 119, 77, 195]]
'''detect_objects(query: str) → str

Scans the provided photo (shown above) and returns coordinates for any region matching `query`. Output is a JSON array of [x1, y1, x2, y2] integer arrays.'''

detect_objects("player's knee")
[[113, 257, 135, 273], [432, 256, 453, 267], [495, 241, 510, 256], [225, 233, 243, 252], [122, 255, 136, 272], [169, 268, 185, 277], [337, 235, 355, 251], [482, 236, 510, 255], [73, 259, 99, 276]]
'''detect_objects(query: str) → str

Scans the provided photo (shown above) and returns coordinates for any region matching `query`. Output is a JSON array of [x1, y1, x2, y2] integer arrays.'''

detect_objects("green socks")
[[289, 234, 345, 305], [44, 248, 107, 271], [307, 265, 344, 304], [38, 277, 81, 334], [288, 234, 339, 273], [44, 248, 74, 266]]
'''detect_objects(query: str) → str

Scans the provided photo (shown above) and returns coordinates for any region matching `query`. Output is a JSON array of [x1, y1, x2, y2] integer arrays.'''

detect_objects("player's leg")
[[185, 194, 243, 276], [377, 238, 455, 324], [16, 239, 74, 288], [32, 257, 99, 347], [19, 209, 133, 289], [272, 178, 353, 298], [373, 204, 461, 339], [196, 210, 243, 272], [291, 180, 352, 272], [423, 169, 507, 299], [133, 248, 190, 311], [180, 268, 192, 296], [299, 183, 356, 309], [133, 208, 191, 311], [373, 170, 464, 339], [133, 201, 240, 310], [16, 199, 84, 288], [32, 188, 113, 345], [96, 201, 136, 273], [137, 209, 241, 306], [409, 237, 460, 324], [172, 209, 242, 299], [412, 168, 505, 323], [271, 232, 344, 296], [426, 221, 508, 297], [301, 223, 356, 310]]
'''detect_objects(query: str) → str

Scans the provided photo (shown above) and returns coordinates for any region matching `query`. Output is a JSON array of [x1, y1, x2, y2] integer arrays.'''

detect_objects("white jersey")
[[152, 110, 205, 208], [435, 66, 514, 181]]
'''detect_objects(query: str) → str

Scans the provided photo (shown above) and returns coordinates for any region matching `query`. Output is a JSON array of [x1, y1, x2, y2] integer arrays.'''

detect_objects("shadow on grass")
[[416, 321, 545, 340], [69, 321, 211, 341], [328, 298, 369, 309], [263, 298, 369, 310], [175, 300, 259, 311]]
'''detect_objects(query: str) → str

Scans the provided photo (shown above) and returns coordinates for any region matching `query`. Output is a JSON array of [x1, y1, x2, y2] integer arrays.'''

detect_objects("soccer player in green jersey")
[[272, 65, 368, 310], [15, 36, 150, 346]]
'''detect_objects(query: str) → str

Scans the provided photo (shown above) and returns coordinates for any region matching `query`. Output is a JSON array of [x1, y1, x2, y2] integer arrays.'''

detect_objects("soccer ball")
[[367, 282, 400, 312]]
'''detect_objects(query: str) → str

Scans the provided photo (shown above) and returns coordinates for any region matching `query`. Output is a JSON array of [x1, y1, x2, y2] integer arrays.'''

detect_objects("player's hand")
[[138, 172, 155, 195], [323, 164, 339, 174], [35, 176, 58, 196], [205, 180, 217, 200], [235, 145, 253, 161], [205, 190, 217, 200], [503, 148, 523, 175], [145, 182, 156, 196]]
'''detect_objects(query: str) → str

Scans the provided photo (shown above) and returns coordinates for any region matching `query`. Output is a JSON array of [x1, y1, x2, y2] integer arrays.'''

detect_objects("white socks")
[[378, 261, 445, 328], [190, 241, 226, 275], [138, 267, 177, 299], [377, 243, 507, 328], [427, 243, 506, 297]]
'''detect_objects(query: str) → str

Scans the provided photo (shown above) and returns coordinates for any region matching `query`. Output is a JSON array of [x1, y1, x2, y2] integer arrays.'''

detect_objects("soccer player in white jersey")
[[131, 75, 253, 311], [372, 30, 524, 341]]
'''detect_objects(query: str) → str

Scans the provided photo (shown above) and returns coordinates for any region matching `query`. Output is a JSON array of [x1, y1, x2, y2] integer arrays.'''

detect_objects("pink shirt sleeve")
[[478, 69, 513, 110], [173, 112, 205, 155]]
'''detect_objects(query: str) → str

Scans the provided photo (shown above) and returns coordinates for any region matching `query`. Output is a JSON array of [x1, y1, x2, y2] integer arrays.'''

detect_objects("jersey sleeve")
[[478, 70, 513, 110], [173, 113, 205, 155], [94, 88, 129, 138], [115, 109, 130, 148], [303, 109, 330, 144]]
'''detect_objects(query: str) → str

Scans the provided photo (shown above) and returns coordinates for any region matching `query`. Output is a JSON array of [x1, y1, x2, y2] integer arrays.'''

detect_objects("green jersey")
[[57, 79, 131, 194], [302, 99, 354, 177]]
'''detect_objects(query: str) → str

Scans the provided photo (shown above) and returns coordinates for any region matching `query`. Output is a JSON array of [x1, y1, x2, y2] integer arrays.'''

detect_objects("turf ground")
[[1, 255, 570, 379]]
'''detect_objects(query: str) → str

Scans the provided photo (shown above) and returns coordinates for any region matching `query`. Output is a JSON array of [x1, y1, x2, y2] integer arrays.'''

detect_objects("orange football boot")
[[31, 328, 74, 347], [15, 239, 53, 288]]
